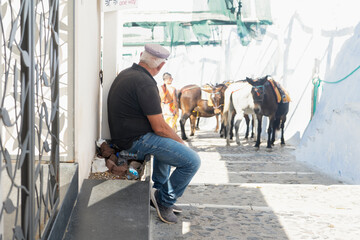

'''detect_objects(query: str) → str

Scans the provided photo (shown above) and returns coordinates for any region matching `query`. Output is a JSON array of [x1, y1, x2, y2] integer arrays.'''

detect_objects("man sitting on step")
[[107, 43, 201, 224]]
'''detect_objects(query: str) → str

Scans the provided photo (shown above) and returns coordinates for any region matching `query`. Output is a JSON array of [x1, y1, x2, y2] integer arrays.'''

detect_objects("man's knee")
[[189, 151, 201, 172]]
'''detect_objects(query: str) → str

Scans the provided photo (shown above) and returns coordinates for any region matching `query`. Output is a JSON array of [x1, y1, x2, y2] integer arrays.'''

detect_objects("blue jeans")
[[126, 132, 201, 207]]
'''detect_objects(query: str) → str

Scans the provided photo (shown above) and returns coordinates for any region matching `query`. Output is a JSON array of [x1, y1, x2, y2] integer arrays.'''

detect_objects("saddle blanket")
[[268, 79, 291, 103]]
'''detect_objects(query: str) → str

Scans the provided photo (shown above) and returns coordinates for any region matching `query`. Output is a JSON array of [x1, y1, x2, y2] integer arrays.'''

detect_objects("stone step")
[[63, 179, 150, 240], [63, 157, 152, 240]]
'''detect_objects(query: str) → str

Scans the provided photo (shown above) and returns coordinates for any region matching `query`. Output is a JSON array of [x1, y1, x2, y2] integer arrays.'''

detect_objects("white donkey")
[[222, 81, 256, 146]]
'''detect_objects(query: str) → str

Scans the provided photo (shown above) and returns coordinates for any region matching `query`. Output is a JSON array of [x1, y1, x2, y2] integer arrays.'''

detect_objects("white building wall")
[[101, 11, 121, 140], [74, 0, 101, 187], [295, 24, 360, 184]]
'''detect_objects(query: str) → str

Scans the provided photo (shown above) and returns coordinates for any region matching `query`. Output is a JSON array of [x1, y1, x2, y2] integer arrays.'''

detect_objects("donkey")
[[222, 81, 256, 146], [246, 76, 290, 148], [195, 83, 228, 133], [178, 84, 227, 140]]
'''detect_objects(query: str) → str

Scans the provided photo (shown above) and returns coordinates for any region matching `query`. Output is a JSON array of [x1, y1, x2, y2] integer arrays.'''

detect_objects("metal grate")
[[0, 0, 60, 239]]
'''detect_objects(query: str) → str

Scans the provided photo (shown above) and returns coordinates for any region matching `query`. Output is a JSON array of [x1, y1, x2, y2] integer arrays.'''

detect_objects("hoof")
[[182, 136, 188, 141]]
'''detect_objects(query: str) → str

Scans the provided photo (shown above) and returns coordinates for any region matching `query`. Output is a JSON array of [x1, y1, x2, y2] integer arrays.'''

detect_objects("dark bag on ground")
[[97, 141, 145, 180]]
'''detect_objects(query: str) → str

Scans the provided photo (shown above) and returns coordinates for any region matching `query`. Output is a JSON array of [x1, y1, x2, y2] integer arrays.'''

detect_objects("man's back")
[[107, 63, 162, 149]]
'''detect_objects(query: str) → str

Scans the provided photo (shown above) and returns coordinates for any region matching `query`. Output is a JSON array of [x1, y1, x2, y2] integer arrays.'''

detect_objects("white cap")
[[144, 44, 170, 59]]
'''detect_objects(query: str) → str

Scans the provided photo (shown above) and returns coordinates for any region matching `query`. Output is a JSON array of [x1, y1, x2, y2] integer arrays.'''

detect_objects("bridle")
[[251, 85, 265, 103], [210, 86, 227, 114], [210, 91, 224, 110]]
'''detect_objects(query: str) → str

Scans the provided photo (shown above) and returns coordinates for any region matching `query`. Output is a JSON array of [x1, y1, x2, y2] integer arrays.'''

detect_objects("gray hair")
[[140, 51, 165, 68]]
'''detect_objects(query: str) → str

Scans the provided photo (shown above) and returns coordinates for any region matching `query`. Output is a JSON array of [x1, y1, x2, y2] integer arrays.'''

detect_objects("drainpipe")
[[21, 0, 35, 239]]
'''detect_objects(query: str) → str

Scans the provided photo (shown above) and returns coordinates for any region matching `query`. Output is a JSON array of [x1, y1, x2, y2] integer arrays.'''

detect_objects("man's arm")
[[147, 114, 184, 144]]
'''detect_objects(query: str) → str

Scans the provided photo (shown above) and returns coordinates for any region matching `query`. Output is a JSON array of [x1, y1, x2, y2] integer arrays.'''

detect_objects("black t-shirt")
[[107, 63, 162, 149]]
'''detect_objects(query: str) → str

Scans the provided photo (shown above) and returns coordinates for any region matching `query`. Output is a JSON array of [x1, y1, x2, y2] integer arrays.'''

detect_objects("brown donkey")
[[178, 84, 227, 140], [246, 76, 290, 148]]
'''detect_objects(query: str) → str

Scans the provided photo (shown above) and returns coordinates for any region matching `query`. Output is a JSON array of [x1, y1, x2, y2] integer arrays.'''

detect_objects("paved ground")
[[150, 130, 360, 240]]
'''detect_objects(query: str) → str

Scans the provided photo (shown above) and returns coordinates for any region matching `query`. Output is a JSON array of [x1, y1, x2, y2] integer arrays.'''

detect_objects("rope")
[[312, 65, 360, 116]]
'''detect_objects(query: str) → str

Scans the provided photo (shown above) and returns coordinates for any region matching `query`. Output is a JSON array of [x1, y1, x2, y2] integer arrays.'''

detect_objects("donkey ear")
[[246, 77, 256, 86], [201, 83, 213, 93], [215, 86, 224, 92], [201, 88, 213, 93], [257, 76, 268, 85]]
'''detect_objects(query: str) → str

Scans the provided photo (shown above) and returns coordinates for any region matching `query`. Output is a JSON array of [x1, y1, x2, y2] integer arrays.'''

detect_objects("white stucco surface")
[[296, 23, 360, 184], [74, 1, 101, 188]]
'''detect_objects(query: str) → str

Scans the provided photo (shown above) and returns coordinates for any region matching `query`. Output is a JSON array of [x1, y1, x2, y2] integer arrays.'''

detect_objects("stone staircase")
[[62, 158, 152, 240]]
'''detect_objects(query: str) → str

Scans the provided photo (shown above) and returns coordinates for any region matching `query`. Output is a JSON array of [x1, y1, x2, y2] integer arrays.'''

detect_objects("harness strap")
[[161, 84, 173, 104]]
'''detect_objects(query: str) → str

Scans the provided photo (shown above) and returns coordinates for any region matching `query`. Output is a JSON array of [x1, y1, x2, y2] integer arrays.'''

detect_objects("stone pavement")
[[150, 130, 360, 240]]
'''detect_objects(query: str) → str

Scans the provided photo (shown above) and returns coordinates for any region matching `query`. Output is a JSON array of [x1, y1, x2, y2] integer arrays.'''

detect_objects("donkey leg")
[[280, 119, 286, 145], [234, 119, 242, 145], [225, 111, 232, 146], [214, 115, 219, 133], [230, 112, 235, 140], [190, 115, 197, 136], [251, 115, 255, 139], [271, 122, 276, 146], [220, 122, 225, 138], [267, 129, 272, 148], [225, 119, 231, 146], [195, 117, 200, 130], [180, 113, 190, 140], [255, 115, 262, 148], [244, 114, 250, 139], [267, 118, 273, 148]]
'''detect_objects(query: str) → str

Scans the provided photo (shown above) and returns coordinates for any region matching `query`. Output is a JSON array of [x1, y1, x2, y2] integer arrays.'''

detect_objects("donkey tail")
[[223, 87, 232, 114], [222, 89, 232, 126], [177, 89, 182, 109], [223, 91, 235, 127]]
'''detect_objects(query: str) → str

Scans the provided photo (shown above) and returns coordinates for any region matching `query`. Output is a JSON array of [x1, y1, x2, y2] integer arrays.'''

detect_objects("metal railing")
[[0, 0, 60, 239]]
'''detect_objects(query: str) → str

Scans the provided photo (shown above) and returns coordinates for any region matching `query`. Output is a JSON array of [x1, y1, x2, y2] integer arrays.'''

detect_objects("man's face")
[[163, 76, 173, 85]]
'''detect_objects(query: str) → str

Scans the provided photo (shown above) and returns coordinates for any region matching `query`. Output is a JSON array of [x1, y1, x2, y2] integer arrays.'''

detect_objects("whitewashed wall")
[[74, 0, 101, 187], [295, 22, 360, 184]]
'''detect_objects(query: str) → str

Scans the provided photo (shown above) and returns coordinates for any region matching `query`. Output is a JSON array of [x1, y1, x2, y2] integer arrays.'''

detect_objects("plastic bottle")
[[127, 166, 139, 180]]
